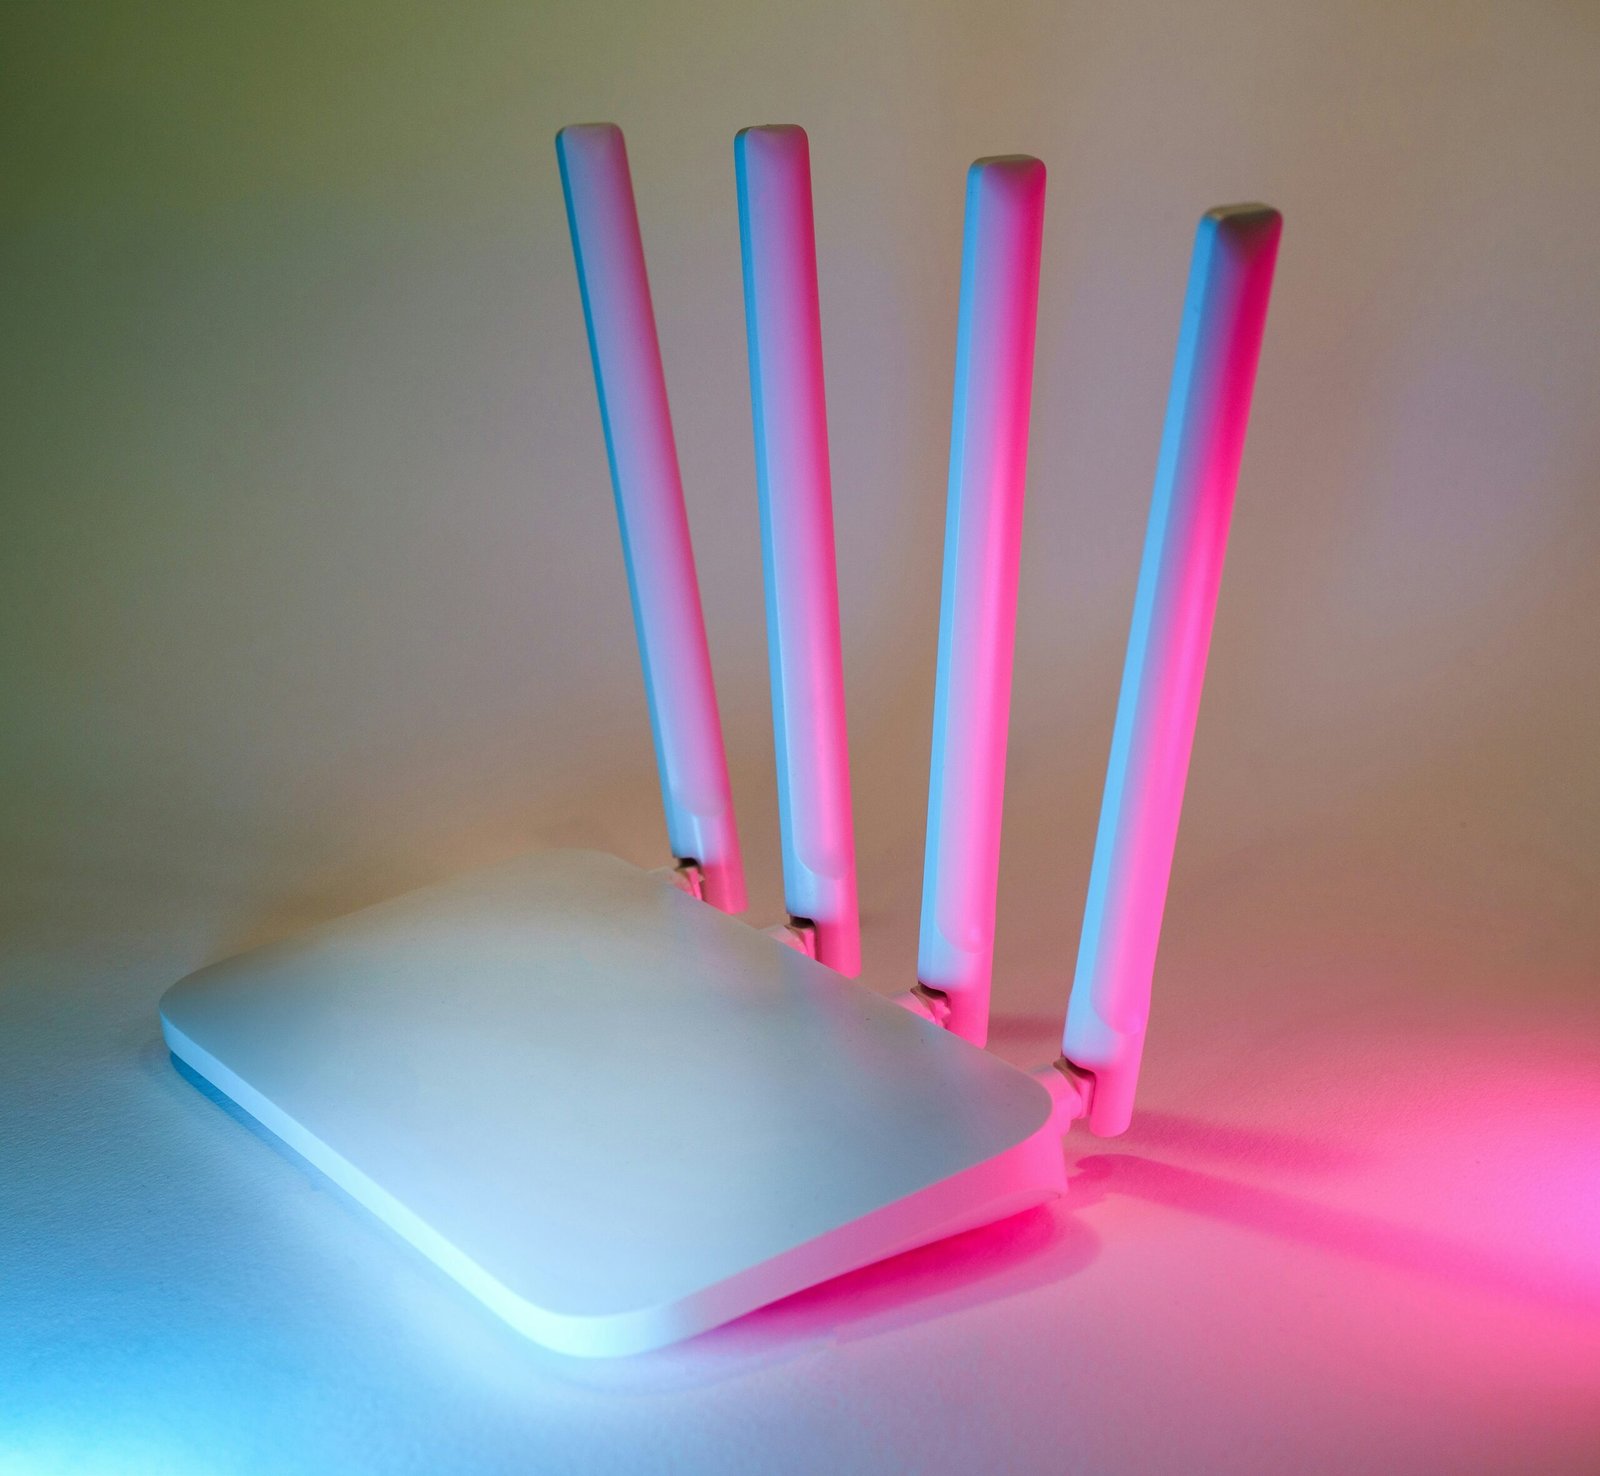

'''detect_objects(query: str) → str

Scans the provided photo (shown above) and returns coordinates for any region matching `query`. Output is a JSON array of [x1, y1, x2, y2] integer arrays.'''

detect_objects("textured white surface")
[[4, 845, 1598, 1474]]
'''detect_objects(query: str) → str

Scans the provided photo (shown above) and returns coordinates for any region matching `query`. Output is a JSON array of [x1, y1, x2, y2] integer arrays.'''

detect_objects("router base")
[[160, 850, 1066, 1357]]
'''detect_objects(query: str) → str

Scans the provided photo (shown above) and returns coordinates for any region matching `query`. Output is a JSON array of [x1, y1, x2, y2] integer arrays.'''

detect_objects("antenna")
[[556, 123, 747, 913], [734, 124, 860, 975], [1062, 204, 1282, 1136], [915, 156, 1047, 1046]]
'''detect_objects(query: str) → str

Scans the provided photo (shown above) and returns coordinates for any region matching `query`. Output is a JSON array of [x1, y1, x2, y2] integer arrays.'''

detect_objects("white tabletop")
[[5, 829, 1598, 1476]]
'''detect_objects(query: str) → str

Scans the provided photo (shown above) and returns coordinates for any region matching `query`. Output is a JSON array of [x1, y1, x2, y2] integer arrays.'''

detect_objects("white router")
[[160, 122, 1281, 1358]]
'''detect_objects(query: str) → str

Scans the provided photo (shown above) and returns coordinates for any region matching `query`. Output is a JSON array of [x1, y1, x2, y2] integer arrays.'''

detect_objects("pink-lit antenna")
[[915, 157, 1047, 1045], [1061, 205, 1282, 1135], [556, 123, 746, 914], [734, 125, 860, 975]]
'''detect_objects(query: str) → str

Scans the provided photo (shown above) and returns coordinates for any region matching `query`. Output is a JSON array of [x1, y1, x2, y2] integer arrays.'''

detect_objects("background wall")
[[3, 3, 1597, 1472], [6, 0, 1596, 981]]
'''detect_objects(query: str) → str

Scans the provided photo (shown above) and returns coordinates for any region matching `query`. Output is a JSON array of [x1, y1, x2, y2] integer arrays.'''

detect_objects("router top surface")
[[161, 850, 1062, 1356]]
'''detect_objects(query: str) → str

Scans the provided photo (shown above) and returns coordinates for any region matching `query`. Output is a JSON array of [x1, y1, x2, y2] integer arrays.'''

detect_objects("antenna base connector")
[[654, 858, 706, 901], [1032, 1057, 1093, 1133], [894, 984, 953, 1028], [765, 917, 819, 959]]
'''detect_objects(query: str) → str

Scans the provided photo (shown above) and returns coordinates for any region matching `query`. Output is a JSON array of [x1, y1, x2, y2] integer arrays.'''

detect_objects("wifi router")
[[160, 121, 1281, 1357]]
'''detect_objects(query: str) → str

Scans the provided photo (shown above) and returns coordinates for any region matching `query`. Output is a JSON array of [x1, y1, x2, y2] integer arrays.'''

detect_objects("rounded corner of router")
[[503, 1290, 701, 1361], [157, 969, 202, 1027]]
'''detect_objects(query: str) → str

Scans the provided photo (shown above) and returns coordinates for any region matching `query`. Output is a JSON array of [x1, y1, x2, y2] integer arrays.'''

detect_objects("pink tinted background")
[[2, 2, 1597, 1472]]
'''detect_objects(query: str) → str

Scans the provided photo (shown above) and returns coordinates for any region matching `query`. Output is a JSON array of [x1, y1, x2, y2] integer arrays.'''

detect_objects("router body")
[[161, 851, 1064, 1357]]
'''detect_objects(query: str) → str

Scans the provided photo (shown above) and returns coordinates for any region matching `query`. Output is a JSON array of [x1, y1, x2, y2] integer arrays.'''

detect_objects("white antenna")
[[1061, 204, 1282, 1135], [734, 124, 860, 975], [914, 156, 1047, 1045], [556, 123, 747, 914]]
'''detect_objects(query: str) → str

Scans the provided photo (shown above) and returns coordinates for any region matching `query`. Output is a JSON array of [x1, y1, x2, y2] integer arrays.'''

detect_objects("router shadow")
[[740, 1198, 1100, 1344], [1070, 1141, 1600, 1322], [566, 1201, 1103, 1391]]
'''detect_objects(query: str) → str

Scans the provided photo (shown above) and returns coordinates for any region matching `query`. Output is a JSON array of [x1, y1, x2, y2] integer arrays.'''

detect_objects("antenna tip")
[[735, 123, 811, 170], [556, 122, 625, 158], [969, 154, 1046, 190], [1201, 202, 1283, 251], [735, 122, 808, 139]]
